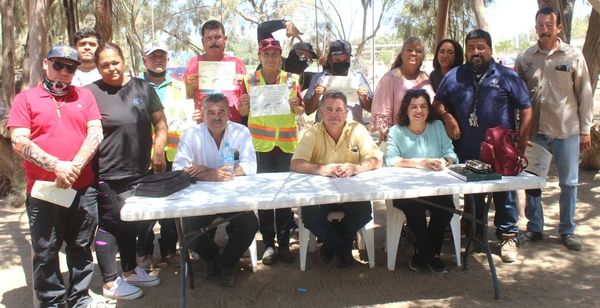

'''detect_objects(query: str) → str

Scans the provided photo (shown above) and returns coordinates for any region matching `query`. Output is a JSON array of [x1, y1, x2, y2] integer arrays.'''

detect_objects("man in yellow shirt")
[[291, 90, 382, 268]]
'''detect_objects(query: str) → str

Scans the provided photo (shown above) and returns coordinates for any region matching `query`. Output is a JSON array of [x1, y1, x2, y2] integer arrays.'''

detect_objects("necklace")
[[51, 96, 66, 118]]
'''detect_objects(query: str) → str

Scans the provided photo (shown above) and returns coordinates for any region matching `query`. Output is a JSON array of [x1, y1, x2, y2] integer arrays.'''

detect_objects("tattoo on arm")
[[11, 132, 58, 172], [72, 122, 104, 169]]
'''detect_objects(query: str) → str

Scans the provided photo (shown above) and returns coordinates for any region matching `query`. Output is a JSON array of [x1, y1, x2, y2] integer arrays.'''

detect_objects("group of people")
[[7, 6, 593, 307]]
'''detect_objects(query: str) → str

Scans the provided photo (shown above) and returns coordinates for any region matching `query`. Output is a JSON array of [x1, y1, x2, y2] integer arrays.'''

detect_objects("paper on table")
[[31, 180, 77, 208], [198, 61, 236, 90], [164, 99, 196, 133], [249, 84, 291, 117], [525, 142, 553, 177], [321, 75, 360, 105]]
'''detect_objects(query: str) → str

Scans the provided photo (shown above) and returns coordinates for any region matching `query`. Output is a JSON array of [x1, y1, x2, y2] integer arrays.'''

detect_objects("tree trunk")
[[537, 0, 575, 43], [1, 0, 16, 120], [95, 0, 112, 43], [471, 0, 490, 31], [435, 0, 450, 44], [63, 0, 77, 45], [22, 0, 48, 90], [582, 8, 600, 95]]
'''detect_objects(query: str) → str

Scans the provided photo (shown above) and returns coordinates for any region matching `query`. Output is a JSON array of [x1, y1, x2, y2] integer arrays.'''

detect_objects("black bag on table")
[[132, 170, 193, 197]]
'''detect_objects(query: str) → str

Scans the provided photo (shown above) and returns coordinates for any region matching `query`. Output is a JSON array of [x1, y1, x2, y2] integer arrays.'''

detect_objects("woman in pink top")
[[370, 36, 435, 141]]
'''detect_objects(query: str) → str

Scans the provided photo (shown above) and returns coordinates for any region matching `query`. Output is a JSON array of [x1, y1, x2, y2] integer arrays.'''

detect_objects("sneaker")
[[123, 266, 160, 287], [561, 234, 582, 251], [203, 259, 220, 279], [428, 257, 448, 274], [278, 246, 295, 264], [103, 276, 143, 300], [499, 234, 518, 263], [219, 268, 236, 287], [408, 255, 428, 273], [136, 255, 153, 270], [517, 231, 543, 245], [262, 247, 278, 265], [162, 253, 181, 267]]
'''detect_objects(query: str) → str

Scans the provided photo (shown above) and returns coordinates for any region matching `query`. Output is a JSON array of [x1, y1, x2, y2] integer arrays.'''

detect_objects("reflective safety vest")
[[245, 70, 300, 154], [160, 79, 188, 162]]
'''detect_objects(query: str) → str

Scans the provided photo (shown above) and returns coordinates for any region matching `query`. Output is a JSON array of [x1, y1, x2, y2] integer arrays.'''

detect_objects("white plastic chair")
[[297, 203, 375, 271], [385, 194, 462, 271]]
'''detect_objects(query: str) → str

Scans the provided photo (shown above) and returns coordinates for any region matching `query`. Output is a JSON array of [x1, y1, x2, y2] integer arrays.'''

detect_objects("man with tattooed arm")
[[7, 44, 103, 307]]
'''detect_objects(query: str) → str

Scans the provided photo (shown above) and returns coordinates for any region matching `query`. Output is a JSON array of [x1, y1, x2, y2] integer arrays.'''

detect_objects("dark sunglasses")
[[260, 39, 281, 48], [51, 60, 77, 74]]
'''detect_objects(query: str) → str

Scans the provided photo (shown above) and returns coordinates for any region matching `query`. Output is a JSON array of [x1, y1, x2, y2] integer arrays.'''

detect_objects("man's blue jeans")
[[525, 134, 579, 235]]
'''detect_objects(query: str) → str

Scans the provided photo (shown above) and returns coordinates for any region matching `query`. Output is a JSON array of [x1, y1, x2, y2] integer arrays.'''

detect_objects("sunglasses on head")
[[260, 39, 281, 49], [51, 60, 77, 74]]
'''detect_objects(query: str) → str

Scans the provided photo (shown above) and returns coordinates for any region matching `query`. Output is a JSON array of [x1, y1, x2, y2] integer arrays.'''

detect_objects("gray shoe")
[[517, 231, 543, 246], [561, 234, 582, 251], [261, 247, 277, 265]]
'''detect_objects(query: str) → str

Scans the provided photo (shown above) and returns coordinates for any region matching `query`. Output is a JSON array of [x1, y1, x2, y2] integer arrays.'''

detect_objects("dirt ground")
[[0, 163, 599, 308]]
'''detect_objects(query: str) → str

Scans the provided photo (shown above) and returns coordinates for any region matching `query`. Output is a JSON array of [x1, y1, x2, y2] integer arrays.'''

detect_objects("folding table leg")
[[175, 217, 192, 308], [462, 194, 500, 300]]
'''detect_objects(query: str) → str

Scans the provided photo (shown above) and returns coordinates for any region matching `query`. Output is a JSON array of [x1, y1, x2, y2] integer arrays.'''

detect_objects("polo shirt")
[[184, 54, 247, 123], [292, 120, 382, 165], [515, 39, 593, 138], [7, 84, 101, 192], [434, 61, 531, 161]]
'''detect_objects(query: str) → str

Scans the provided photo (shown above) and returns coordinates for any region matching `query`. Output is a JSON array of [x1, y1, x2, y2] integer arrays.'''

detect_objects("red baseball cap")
[[258, 38, 282, 53]]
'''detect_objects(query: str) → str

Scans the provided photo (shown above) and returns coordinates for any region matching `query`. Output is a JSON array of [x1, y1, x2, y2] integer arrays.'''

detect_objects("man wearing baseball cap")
[[304, 39, 373, 125], [8, 44, 103, 307], [136, 41, 187, 269]]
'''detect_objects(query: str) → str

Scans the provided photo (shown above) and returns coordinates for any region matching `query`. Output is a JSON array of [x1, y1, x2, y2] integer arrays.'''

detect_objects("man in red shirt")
[[184, 20, 247, 123], [8, 44, 103, 307]]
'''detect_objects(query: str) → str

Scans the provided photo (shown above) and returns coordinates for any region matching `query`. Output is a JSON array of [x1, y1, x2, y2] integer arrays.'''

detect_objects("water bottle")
[[220, 140, 235, 178]]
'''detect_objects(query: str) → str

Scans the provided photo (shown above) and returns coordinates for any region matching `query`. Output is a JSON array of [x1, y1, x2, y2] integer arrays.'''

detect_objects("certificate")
[[249, 84, 290, 117], [164, 99, 196, 133], [525, 142, 553, 177], [198, 61, 236, 90], [321, 75, 360, 104], [31, 180, 77, 208]]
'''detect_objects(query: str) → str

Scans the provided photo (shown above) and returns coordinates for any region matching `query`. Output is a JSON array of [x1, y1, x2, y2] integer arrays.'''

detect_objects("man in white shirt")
[[71, 28, 102, 86], [173, 93, 258, 287]]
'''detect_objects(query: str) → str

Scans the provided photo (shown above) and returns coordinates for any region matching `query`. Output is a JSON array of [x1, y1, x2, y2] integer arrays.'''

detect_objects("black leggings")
[[95, 177, 141, 283]]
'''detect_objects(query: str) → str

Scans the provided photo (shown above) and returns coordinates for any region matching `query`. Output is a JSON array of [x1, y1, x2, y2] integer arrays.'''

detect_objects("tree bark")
[[435, 0, 450, 44], [22, 0, 48, 90], [95, 0, 112, 43], [63, 0, 77, 45], [471, 0, 490, 31], [1, 0, 16, 122], [582, 8, 600, 95]]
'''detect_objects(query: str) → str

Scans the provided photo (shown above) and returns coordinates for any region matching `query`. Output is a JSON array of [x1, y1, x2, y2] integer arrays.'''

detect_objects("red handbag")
[[480, 126, 528, 176]]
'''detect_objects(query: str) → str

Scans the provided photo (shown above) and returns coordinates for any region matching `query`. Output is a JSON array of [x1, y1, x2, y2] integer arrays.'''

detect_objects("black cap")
[[290, 42, 318, 58], [47, 44, 81, 65], [328, 40, 352, 57]]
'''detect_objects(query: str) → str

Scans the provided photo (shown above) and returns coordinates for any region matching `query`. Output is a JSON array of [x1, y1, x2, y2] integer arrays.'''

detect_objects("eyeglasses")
[[259, 39, 281, 49], [51, 60, 77, 74]]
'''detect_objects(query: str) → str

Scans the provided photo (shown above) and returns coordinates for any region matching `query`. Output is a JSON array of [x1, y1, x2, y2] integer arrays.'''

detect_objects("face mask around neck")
[[43, 77, 71, 97]]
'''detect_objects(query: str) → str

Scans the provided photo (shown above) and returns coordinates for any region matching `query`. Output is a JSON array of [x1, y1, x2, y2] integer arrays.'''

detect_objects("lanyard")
[[468, 69, 490, 127]]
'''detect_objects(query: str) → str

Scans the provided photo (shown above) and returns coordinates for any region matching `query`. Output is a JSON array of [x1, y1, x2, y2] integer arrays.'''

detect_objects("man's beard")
[[468, 56, 489, 74]]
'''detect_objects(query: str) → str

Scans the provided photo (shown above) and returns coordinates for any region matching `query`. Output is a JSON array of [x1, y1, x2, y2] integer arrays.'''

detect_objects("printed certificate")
[[321, 75, 360, 104], [249, 84, 290, 117], [198, 61, 236, 90]]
